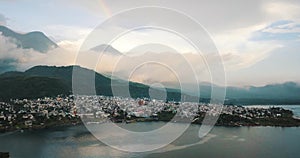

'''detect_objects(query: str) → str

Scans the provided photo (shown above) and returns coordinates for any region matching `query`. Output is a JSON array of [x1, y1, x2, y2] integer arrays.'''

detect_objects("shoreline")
[[2, 116, 300, 134], [2, 96, 300, 134]]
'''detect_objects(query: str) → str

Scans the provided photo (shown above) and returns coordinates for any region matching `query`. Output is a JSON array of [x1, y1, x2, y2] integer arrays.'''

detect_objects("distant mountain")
[[0, 65, 299, 104], [0, 65, 182, 101], [224, 82, 300, 105], [0, 25, 57, 52], [182, 82, 300, 105], [90, 44, 123, 56]]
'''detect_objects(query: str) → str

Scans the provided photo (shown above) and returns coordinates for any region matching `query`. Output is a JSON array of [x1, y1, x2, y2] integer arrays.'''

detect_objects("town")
[[1, 95, 300, 132], [0, 96, 81, 133]]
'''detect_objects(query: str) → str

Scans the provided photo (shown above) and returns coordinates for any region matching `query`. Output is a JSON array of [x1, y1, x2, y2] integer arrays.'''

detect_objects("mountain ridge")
[[0, 65, 182, 102], [0, 25, 57, 52], [0, 65, 299, 104], [90, 44, 123, 56]]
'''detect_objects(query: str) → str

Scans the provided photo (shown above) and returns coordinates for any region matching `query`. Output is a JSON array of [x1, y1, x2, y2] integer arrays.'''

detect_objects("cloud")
[[63, 0, 268, 33], [250, 21, 300, 41], [43, 25, 92, 42], [264, 1, 300, 21], [0, 13, 8, 26], [0, 24, 279, 88], [76, 47, 278, 88], [1, 0, 300, 86], [0, 58, 18, 73], [0, 34, 77, 73], [261, 21, 300, 34], [64, 0, 284, 74], [210, 23, 282, 72]]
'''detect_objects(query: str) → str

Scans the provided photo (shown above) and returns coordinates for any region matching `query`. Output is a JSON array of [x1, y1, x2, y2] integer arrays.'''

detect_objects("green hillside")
[[0, 76, 69, 101], [0, 65, 182, 101]]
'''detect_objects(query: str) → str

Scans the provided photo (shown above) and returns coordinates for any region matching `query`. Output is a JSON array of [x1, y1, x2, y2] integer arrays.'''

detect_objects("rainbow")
[[97, 0, 112, 17]]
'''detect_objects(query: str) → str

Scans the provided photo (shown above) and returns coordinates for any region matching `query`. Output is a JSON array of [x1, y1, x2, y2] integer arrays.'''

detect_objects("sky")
[[0, 0, 299, 87]]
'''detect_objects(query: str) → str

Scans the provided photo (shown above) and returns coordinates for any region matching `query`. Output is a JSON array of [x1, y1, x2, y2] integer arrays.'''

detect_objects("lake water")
[[1, 105, 300, 158]]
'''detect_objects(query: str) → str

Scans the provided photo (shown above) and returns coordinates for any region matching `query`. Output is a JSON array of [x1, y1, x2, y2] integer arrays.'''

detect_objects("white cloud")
[[261, 21, 300, 34], [265, 1, 300, 21], [1, 0, 300, 86], [0, 34, 77, 71], [0, 20, 281, 87], [43, 25, 92, 42], [209, 23, 282, 71], [0, 13, 8, 26]]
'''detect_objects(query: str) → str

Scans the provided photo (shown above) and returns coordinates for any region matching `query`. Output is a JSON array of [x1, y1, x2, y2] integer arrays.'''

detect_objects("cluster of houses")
[[75, 95, 288, 122], [0, 95, 290, 130], [221, 105, 288, 119], [0, 96, 77, 130], [75, 95, 200, 120]]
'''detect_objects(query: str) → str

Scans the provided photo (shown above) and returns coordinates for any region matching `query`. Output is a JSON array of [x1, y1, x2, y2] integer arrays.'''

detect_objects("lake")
[[1, 105, 300, 158]]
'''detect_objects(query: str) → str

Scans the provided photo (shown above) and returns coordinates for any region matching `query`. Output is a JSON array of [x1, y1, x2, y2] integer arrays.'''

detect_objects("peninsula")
[[1, 95, 300, 133]]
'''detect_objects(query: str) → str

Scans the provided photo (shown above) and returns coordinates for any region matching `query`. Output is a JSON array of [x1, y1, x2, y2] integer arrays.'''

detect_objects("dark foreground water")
[[1, 105, 300, 158]]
